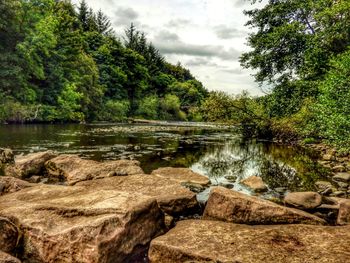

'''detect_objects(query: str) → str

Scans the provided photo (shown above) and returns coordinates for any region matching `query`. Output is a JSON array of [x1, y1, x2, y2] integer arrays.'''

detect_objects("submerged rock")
[[45, 155, 144, 185], [284, 192, 322, 210], [0, 177, 33, 196], [5, 151, 57, 178], [0, 251, 21, 263], [0, 184, 165, 263], [203, 187, 326, 225], [240, 175, 268, 192], [148, 220, 350, 263], [151, 167, 210, 193], [76, 175, 199, 216], [0, 217, 18, 253]]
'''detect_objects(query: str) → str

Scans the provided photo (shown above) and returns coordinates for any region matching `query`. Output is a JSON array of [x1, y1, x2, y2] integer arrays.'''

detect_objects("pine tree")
[[96, 9, 113, 35], [77, 0, 89, 31]]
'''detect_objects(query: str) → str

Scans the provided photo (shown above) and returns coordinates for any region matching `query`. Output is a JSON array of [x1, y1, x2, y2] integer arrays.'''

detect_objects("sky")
[[71, 0, 263, 96]]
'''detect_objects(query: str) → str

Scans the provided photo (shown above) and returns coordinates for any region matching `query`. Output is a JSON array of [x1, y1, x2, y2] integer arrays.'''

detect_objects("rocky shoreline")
[[0, 148, 349, 262]]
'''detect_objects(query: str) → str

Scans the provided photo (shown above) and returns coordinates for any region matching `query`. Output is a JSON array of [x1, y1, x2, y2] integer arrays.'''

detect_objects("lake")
[[0, 123, 331, 201]]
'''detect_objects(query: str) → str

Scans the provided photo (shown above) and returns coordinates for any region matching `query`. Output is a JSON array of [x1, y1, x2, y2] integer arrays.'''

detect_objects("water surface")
[[0, 123, 330, 200]]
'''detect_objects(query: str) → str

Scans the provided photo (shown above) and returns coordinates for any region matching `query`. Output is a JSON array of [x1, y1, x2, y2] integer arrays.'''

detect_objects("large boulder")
[[203, 187, 326, 225], [5, 151, 57, 178], [76, 174, 198, 216], [0, 217, 18, 253], [0, 251, 21, 263], [148, 220, 350, 263], [337, 199, 350, 225], [0, 184, 165, 263], [284, 192, 322, 210], [45, 155, 144, 185], [151, 167, 210, 193], [0, 177, 33, 196], [240, 176, 268, 192]]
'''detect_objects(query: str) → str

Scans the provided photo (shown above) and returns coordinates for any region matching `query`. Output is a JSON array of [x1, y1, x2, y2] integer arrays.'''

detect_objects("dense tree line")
[[202, 0, 350, 151], [0, 0, 208, 123]]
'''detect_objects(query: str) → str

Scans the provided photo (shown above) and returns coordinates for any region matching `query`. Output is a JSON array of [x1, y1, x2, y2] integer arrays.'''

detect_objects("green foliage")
[[311, 51, 350, 150], [135, 95, 159, 120], [98, 100, 130, 122], [160, 94, 187, 121], [0, 0, 207, 123]]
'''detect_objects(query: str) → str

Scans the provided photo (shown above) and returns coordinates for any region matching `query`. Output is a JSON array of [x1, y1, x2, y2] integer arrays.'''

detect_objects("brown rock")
[[0, 184, 165, 263], [337, 199, 350, 225], [284, 192, 322, 209], [0, 177, 33, 196], [333, 173, 350, 183], [240, 176, 267, 192], [148, 220, 350, 263], [332, 165, 346, 173], [0, 217, 18, 253], [76, 175, 198, 215], [45, 155, 144, 185], [6, 151, 57, 178], [0, 251, 21, 263], [151, 167, 210, 187], [202, 187, 325, 225], [0, 149, 14, 166]]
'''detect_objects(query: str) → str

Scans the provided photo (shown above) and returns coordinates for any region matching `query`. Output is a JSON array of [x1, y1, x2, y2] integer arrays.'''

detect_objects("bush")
[[135, 95, 159, 119], [159, 94, 187, 121], [98, 100, 130, 122]]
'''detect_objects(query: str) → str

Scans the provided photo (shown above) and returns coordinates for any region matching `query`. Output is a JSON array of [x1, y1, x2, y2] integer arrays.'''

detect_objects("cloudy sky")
[[72, 0, 263, 96]]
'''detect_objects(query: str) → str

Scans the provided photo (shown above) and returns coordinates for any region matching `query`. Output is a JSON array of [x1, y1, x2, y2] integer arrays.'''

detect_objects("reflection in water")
[[0, 123, 330, 199]]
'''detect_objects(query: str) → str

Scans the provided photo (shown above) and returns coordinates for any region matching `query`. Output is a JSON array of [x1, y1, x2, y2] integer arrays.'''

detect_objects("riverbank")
[[0, 149, 349, 262]]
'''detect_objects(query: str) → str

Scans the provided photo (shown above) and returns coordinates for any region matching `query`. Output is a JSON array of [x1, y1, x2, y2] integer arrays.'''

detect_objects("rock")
[[332, 165, 346, 173], [284, 192, 322, 210], [76, 175, 198, 216], [0, 149, 14, 166], [180, 182, 205, 193], [224, 175, 237, 182], [0, 217, 18, 253], [337, 199, 350, 225], [219, 182, 234, 189], [202, 187, 325, 225], [27, 175, 42, 183], [331, 191, 347, 197], [337, 181, 349, 189], [0, 251, 21, 263], [0, 177, 33, 196], [164, 214, 175, 230], [322, 153, 335, 161], [148, 220, 350, 263], [45, 155, 144, 185], [240, 176, 268, 192], [333, 173, 350, 183], [0, 184, 165, 263], [151, 167, 210, 187], [6, 151, 57, 178], [315, 180, 333, 191]]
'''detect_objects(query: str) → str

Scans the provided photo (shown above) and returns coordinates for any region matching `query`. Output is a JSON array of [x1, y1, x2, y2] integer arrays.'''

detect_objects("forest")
[[0, 0, 208, 123], [1, 0, 350, 151]]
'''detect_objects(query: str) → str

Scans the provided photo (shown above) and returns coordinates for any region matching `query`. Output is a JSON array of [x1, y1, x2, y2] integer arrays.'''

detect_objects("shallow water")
[[0, 123, 330, 200]]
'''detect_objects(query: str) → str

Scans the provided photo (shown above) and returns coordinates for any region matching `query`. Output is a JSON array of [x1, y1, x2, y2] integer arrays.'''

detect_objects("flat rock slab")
[[203, 187, 326, 225], [0, 217, 18, 253], [45, 155, 144, 185], [240, 176, 267, 192], [333, 173, 350, 183], [148, 220, 350, 263], [5, 151, 57, 178], [151, 167, 210, 186], [0, 251, 21, 263], [0, 177, 33, 196], [0, 184, 165, 263], [284, 192, 322, 210], [76, 175, 198, 215]]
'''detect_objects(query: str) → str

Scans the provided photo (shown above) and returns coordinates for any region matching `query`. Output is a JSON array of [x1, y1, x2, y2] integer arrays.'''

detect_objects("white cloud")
[[71, 0, 262, 95]]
